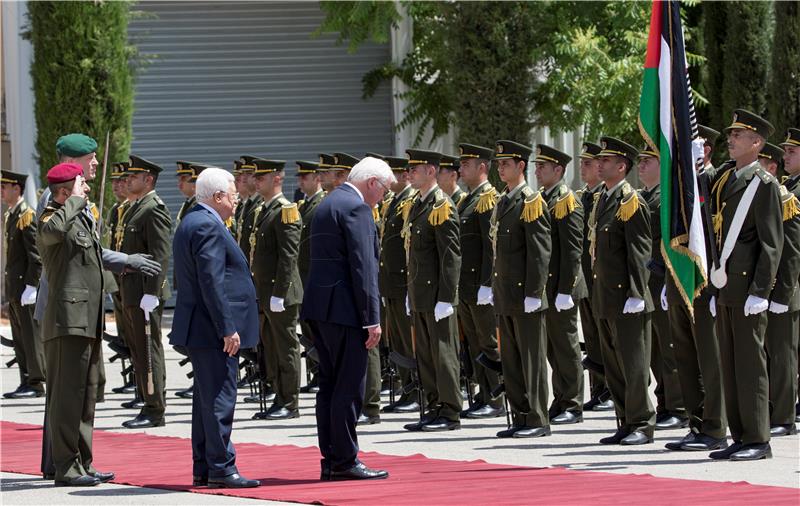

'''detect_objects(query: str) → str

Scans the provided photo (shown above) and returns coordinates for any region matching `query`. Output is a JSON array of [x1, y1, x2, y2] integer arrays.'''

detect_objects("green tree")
[[768, 1, 800, 140], [25, 0, 136, 207], [701, 0, 728, 131]]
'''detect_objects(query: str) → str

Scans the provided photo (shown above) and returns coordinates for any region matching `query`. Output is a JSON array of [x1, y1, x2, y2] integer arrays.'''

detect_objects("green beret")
[[56, 133, 98, 158], [725, 109, 775, 139], [535, 144, 572, 168]]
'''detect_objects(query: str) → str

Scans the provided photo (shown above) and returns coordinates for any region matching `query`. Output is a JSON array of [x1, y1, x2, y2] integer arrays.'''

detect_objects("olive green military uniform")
[[38, 196, 105, 481], [711, 160, 782, 445], [492, 179, 552, 430], [298, 188, 325, 389], [107, 198, 131, 348], [119, 189, 172, 422], [252, 192, 303, 412], [379, 184, 417, 404], [542, 181, 586, 417], [238, 194, 264, 266], [640, 183, 686, 420], [405, 185, 463, 422], [765, 178, 800, 429], [666, 166, 726, 441], [3, 197, 45, 392], [457, 180, 503, 410], [591, 178, 655, 437]]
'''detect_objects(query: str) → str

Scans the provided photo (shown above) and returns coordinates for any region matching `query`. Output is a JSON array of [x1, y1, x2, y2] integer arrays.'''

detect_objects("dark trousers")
[[44, 335, 101, 481], [412, 311, 462, 421], [261, 305, 301, 410], [545, 305, 584, 414], [188, 347, 239, 478], [312, 320, 367, 471], [363, 346, 382, 417], [650, 305, 685, 416], [765, 310, 799, 426], [9, 300, 46, 390], [579, 297, 606, 399], [497, 313, 548, 428]]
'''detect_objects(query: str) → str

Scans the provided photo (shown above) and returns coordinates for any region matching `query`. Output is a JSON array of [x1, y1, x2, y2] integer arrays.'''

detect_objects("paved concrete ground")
[[1, 314, 798, 505]]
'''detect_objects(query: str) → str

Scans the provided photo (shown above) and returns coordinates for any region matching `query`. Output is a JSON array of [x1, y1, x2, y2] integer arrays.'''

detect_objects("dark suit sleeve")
[[477, 207, 494, 287], [435, 210, 461, 304], [21, 215, 42, 286], [144, 203, 172, 296], [752, 183, 784, 299], [191, 220, 236, 338], [344, 202, 380, 327], [624, 196, 652, 300], [557, 202, 584, 295]]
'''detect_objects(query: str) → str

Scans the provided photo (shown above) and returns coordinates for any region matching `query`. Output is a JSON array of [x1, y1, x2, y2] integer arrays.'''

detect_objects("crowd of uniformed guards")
[[2, 107, 799, 474]]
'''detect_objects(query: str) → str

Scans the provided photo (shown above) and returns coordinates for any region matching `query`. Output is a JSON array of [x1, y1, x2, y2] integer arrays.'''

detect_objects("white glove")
[[477, 286, 494, 306], [622, 297, 645, 314], [139, 294, 160, 315], [744, 295, 768, 316], [434, 301, 454, 322], [270, 296, 286, 313], [660, 285, 668, 311], [405, 295, 410, 316], [691, 137, 705, 169], [709, 296, 717, 318], [769, 301, 789, 314], [20, 285, 37, 306], [381, 297, 386, 307], [554, 293, 574, 312], [524, 297, 542, 313]]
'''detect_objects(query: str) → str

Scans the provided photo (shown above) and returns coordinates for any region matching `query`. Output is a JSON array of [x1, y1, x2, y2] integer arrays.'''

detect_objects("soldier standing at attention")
[[403, 149, 463, 432], [534, 144, 586, 425], [119, 155, 172, 429], [592, 137, 655, 446], [437, 154, 465, 207], [491, 140, 552, 439], [235, 156, 262, 266], [1, 170, 45, 399], [175, 160, 196, 224], [456, 143, 504, 419], [709, 110, 782, 461]]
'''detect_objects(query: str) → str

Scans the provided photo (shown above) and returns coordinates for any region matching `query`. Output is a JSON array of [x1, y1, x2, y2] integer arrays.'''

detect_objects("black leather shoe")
[[421, 417, 461, 432], [683, 433, 729, 451], [600, 428, 630, 445], [620, 430, 653, 445], [121, 399, 145, 409], [393, 401, 420, 413], [496, 426, 522, 438], [730, 443, 772, 461], [655, 414, 689, 430], [709, 441, 743, 460], [329, 462, 388, 481], [175, 386, 193, 399], [404, 414, 434, 432], [665, 431, 697, 451], [320, 459, 331, 481], [122, 415, 165, 429], [3, 385, 24, 399], [8, 385, 44, 399], [208, 473, 260, 488], [112, 383, 133, 394], [551, 411, 582, 425], [43, 473, 55, 480], [770, 424, 797, 436], [193, 475, 208, 486], [357, 414, 381, 426], [89, 470, 115, 483], [465, 404, 505, 419], [266, 407, 299, 420], [512, 426, 551, 438], [54, 475, 100, 487], [300, 384, 319, 394]]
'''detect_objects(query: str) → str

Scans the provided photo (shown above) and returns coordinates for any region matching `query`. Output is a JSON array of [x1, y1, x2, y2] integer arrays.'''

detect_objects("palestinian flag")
[[638, 0, 707, 309]]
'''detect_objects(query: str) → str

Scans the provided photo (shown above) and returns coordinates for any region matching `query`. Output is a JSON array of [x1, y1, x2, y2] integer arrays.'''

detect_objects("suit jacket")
[[251, 193, 303, 306], [544, 182, 586, 303], [169, 205, 259, 349], [378, 185, 415, 299], [301, 183, 380, 328], [4, 199, 41, 299], [590, 180, 653, 319], [457, 181, 496, 302], [298, 189, 325, 283], [710, 161, 783, 306], [37, 197, 105, 341]]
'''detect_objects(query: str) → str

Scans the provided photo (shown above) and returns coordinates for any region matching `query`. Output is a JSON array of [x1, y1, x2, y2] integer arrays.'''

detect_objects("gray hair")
[[348, 156, 396, 186], [195, 167, 233, 201]]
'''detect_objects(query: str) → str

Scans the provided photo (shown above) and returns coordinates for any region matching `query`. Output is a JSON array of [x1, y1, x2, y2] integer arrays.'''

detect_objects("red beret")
[[47, 162, 83, 184]]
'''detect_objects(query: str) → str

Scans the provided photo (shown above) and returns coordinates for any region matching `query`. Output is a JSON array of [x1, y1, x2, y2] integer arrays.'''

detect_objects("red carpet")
[[1, 421, 796, 505]]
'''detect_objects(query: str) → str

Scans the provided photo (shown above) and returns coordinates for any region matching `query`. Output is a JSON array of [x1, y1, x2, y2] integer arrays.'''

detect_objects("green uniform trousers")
[[8, 300, 45, 390], [597, 313, 655, 436], [498, 313, 548, 428], [579, 298, 606, 399], [299, 320, 319, 386], [668, 298, 726, 438], [545, 305, 584, 414], [459, 300, 503, 409], [765, 310, 799, 426], [716, 305, 770, 444], [412, 311, 462, 421], [262, 304, 301, 410], [363, 346, 382, 417], [650, 305, 685, 416], [123, 304, 166, 419], [44, 335, 101, 481], [386, 297, 416, 402]]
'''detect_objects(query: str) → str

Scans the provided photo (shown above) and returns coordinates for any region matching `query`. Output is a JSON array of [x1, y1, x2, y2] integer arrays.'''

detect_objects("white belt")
[[710, 176, 760, 288]]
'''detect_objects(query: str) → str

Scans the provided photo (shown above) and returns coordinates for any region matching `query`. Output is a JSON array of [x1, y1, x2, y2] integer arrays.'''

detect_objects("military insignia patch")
[[497, 143, 504, 153]]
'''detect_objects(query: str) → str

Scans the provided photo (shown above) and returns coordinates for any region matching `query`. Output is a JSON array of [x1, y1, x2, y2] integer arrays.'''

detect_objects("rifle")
[[389, 326, 424, 422], [97, 131, 110, 233], [457, 318, 474, 410], [476, 350, 510, 429]]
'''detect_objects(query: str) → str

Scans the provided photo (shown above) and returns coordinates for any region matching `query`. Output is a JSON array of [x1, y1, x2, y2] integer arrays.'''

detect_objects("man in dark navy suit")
[[301, 157, 395, 481], [170, 168, 260, 489]]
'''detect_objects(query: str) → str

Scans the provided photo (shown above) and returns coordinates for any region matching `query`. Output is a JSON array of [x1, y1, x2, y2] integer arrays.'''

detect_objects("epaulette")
[[372, 205, 381, 223], [17, 207, 35, 230], [553, 185, 578, 220], [521, 191, 545, 223], [41, 206, 57, 224], [575, 187, 586, 198], [616, 182, 640, 222], [281, 201, 300, 224], [780, 185, 800, 222], [89, 202, 100, 222], [154, 195, 166, 207], [754, 166, 776, 184], [476, 186, 498, 214], [428, 189, 453, 226], [521, 185, 535, 199]]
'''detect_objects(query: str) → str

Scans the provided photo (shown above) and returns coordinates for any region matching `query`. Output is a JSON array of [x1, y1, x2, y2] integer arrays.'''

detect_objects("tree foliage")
[[767, 1, 800, 140]]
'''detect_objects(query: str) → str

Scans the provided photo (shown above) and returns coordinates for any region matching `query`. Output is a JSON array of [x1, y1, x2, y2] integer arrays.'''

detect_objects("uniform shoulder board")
[[17, 207, 36, 230], [88, 202, 100, 222], [428, 192, 453, 226], [553, 188, 578, 220], [154, 195, 166, 206], [575, 187, 586, 198], [617, 183, 640, 222], [41, 206, 57, 224], [476, 187, 498, 214], [780, 186, 800, 221], [754, 166, 775, 184], [521, 185, 535, 199], [521, 191, 545, 223], [281, 202, 300, 224]]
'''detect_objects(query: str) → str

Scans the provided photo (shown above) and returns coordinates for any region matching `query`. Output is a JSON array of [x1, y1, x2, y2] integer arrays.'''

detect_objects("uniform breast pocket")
[[75, 234, 93, 264], [57, 288, 89, 328]]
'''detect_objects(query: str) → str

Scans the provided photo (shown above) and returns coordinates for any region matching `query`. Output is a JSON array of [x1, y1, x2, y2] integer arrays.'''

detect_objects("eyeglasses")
[[373, 178, 390, 195], [215, 190, 239, 202]]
